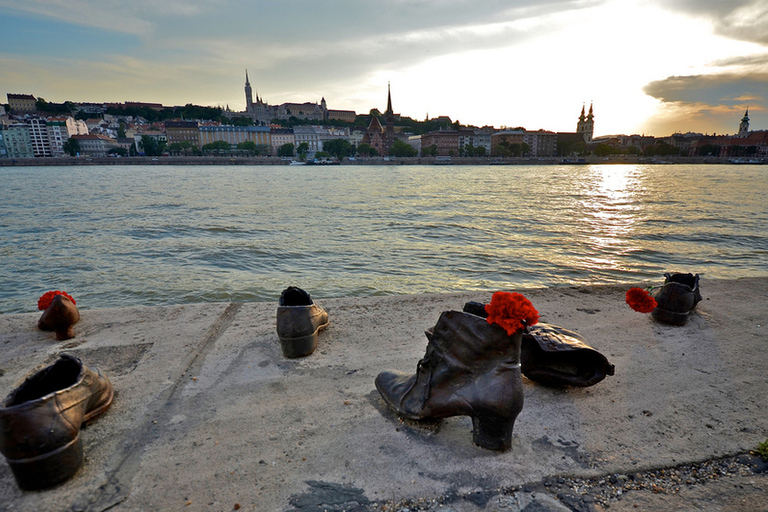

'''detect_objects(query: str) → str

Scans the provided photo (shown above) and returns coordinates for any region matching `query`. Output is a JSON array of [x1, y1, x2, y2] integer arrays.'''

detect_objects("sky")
[[1, 0, 767, 137]]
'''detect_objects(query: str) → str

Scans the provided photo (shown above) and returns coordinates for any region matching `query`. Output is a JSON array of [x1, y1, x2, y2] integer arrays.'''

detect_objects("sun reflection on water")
[[576, 165, 645, 272]]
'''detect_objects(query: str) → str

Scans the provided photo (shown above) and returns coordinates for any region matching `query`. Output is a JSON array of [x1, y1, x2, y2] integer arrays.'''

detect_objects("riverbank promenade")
[[1, 279, 766, 511]]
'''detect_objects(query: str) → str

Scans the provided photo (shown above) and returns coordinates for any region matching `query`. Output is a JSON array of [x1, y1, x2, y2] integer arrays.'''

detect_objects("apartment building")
[[421, 130, 460, 156], [199, 125, 270, 148], [1, 124, 34, 158], [70, 134, 117, 157], [270, 127, 294, 155], [165, 121, 200, 146]]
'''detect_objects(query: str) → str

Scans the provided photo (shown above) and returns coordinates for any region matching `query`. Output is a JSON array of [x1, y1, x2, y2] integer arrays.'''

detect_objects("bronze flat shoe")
[[276, 286, 329, 358], [521, 323, 615, 387], [463, 302, 614, 387], [38, 294, 80, 341], [376, 310, 525, 451], [0, 354, 113, 490], [652, 273, 702, 326]]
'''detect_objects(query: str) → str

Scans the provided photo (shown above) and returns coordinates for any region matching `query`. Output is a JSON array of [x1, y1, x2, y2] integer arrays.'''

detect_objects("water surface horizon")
[[1, 163, 766, 314]]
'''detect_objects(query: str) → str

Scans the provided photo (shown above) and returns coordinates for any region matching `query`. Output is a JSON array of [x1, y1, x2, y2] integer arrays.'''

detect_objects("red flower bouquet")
[[485, 291, 540, 335], [625, 287, 657, 313], [37, 290, 76, 311]]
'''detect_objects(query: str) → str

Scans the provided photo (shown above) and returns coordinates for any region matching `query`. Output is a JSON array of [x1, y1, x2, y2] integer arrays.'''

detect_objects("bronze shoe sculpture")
[[0, 354, 114, 490], [521, 324, 615, 387], [38, 293, 80, 341], [464, 301, 615, 387], [651, 273, 702, 326], [276, 286, 329, 358], [375, 310, 525, 451]]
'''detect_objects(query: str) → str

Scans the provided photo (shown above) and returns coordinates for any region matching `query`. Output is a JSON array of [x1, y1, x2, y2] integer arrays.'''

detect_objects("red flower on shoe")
[[625, 287, 657, 313], [37, 290, 76, 311], [485, 291, 540, 335]]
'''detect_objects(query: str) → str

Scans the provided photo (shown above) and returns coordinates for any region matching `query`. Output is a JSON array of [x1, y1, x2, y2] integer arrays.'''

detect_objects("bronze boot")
[[0, 354, 113, 490], [375, 310, 524, 451], [38, 294, 80, 341]]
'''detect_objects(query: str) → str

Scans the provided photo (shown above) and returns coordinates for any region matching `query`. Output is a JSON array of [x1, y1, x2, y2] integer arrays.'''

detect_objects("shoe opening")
[[6, 356, 81, 406]]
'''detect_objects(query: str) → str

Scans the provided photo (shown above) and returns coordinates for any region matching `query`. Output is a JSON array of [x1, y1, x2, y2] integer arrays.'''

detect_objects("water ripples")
[[1, 163, 766, 313]]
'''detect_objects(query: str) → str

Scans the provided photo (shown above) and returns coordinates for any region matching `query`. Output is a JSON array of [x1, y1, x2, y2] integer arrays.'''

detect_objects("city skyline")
[[1, 0, 767, 137]]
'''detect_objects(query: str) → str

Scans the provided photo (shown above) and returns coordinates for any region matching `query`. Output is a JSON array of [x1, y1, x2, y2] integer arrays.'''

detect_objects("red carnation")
[[485, 291, 540, 335], [37, 290, 76, 311], [625, 287, 657, 313]]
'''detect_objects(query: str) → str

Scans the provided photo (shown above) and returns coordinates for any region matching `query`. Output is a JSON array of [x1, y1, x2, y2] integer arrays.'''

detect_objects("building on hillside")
[[165, 121, 200, 147], [523, 130, 557, 157], [327, 109, 357, 123], [421, 130, 460, 156], [241, 70, 354, 125], [7, 94, 37, 113], [491, 130, 524, 156], [457, 129, 493, 156], [69, 134, 117, 157], [0, 128, 7, 158], [270, 128, 295, 155], [46, 117, 71, 157], [1, 124, 34, 158], [199, 124, 270, 148]]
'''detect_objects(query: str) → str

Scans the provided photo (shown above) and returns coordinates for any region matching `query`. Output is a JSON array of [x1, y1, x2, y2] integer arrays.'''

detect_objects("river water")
[[1, 163, 766, 314]]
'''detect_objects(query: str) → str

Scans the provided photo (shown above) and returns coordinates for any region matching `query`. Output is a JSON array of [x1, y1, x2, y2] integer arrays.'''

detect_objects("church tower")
[[244, 70, 254, 113], [577, 102, 594, 143], [384, 83, 395, 152], [738, 108, 750, 137]]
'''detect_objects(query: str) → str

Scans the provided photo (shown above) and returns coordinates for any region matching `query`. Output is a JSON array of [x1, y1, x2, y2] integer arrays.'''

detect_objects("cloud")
[[643, 71, 768, 106], [655, 0, 768, 45]]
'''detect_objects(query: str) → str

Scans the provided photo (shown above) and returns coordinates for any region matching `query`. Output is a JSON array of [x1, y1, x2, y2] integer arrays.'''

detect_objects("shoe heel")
[[279, 332, 319, 358], [7, 435, 84, 491], [471, 415, 515, 451]]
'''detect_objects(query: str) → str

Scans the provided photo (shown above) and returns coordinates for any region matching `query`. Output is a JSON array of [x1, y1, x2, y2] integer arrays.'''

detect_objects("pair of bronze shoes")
[[0, 354, 113, 490], [375, 302, 615, 452]]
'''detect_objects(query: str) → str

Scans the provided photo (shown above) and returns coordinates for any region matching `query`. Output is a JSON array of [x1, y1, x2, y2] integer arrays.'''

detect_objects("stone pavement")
[[0, 278, 766, 511]]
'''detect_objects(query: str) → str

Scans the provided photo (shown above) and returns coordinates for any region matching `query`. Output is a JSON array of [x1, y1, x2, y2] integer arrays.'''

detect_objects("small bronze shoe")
[[276, 287, 329, 358], [651, 273, 702, 326], [0, 354, 114, 490], [38, 294, 80, 341]]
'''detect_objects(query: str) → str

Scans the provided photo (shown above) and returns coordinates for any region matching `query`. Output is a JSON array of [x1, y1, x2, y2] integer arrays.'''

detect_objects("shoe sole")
[[279, 320, 329, 358]]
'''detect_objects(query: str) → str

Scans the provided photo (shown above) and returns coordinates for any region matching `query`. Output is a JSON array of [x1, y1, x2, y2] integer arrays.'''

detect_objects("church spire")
[[739, 107, 750, 136], [244, 69, 254, 112]]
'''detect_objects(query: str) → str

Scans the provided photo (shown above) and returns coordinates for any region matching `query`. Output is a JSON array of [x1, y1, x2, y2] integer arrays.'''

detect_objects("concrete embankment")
[[0, 278, 766, 511]]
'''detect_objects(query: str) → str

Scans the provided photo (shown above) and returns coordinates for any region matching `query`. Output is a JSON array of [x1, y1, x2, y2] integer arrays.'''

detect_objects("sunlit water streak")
[[1, 163, 766, 313]]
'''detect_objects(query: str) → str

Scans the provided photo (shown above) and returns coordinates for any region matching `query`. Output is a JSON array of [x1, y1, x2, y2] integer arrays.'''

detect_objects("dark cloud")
[[643, 71, 768, 106], [655, 0, 768, 45]]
